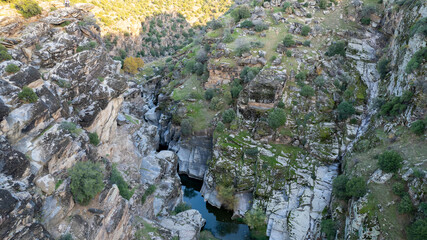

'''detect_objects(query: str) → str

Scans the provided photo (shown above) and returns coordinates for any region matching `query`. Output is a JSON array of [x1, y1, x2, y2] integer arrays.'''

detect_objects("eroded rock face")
[[175, 136, 212, 179]]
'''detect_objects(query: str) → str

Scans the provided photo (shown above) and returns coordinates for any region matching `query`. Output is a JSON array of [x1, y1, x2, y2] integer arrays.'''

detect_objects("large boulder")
[[35, 174, 55, 195], [159, 210, 206, 240]]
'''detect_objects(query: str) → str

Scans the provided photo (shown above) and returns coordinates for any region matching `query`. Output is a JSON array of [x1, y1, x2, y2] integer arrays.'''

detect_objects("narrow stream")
[[179, 174, 252, 240]]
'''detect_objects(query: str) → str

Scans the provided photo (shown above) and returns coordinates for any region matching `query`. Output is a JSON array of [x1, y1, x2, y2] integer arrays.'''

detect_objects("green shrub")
[[314, 76, 325, 88], [326, 41, 346, 57], [77, 41, 97, 53], [398, 195, 414, 214], [231, 6, 251, 22], [321, 219, 337, 240], [172, 202, 191, 215], [361, 17, 371, 25], [141, 184, 156, 204], [110, 164, 134, 200], [332, 175, 349, 199], [254, 23, 269, 32], [240, 20, 254, 28], [303, 40, 311, 47], [379, 91, 413, 117], [18, 86, 38, 103], [69, 161, 104, 205], [319, 0, 327, 9], [88, 132, 100, 146], [283, 34, 295, 47], [0, 45, 12, 62], [60, 121, 82, 136], [392, 182, 406, 197], [205, 89, 215, 100], [240, 66, 260, 82], [413, 168, 425, 178], [216, 185, 235, 209], [215, 121, 225, 133], [209, 97, 223, 111], [59, 234, 73, 240], [267, 108, 286, 130], [295, 72, 307, 81], [300, 85, 315, 98], [407, 219, 427, 240], [378, 150, 403, 173], [278, 101, 285, 108], [282, 2, 291, 11], [286, 50, 292, 57], [377, 58, 390, 79], [337, 101, 355, 121], [231, 84, 243, 99], [222, 109, 236, 124], [244, 207, 266, 233], [15, 0, 42, 18], [181, 119, 193, 136], [223, 29, 235, 43], [306, 13, 312, 18], [235, 41, 251, 57], [301, 25, 311, 36], [5, 64, 20, 73], [406, 47, 427, 73], [346, 177, 367, 198], [410, 17, 427, 37], [411, 120, 426, 136]]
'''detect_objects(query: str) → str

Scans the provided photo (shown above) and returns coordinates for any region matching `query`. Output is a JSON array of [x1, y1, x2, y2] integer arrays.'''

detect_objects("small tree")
[[346, 177, 367, 198], [321, 219, 337, 240], [205, 89, 215, 100], [326, 41, 346, 57], [411, 120, 426, 136], [377, 58, 390, 79], [398, 195, 414, 214], [407, 219, 427, 240], [300, 85, 315, 98], [301, 25, 311, 36], [222, 109, 236, 124], [69, 161, 104, 205], [18, 86, 38, 103], [123, 57, 144, 74], [392, 182, 406, 197], [378, 150, 403, 173], [332, 175, 349, 199], [267, 108, 286, 130], [337, 101, 355, 121], [110, 164, 134, 200], [0, 44, 12, 62]]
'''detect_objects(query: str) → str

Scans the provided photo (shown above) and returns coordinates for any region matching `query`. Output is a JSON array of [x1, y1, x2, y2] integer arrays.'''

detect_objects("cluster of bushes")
[[76, 41, 97, 53], [15, 0, 42, 18], [216, 185, 235, 209], [223, 29, 235, 43], [240, 66, 260, 82], [230, 79, 243, 99], [360, 5, 377, 25], [123, 57, 144, 74], [110, 164, 134, 200], [379, 90, 413, 117], [406, 47, 427, 74], [377, 150, 403, 173], [235, 40, 251, 56], [69, 161, 104, 205], [254, 22, 269, 32], [332, 175, 367, 199], [282, 2, 292, 12], [0, 44, 12, 62], [18, 86, 38, 103], [325, 41, 347, 57]]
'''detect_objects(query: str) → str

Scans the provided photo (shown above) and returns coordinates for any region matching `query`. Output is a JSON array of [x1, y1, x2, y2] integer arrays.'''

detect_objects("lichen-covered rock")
[[159, 209, 205, 240]]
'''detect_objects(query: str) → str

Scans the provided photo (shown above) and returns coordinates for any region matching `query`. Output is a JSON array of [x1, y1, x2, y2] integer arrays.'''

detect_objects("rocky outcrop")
[[175, 136, 212, 179], [159, 210, 206, 240]]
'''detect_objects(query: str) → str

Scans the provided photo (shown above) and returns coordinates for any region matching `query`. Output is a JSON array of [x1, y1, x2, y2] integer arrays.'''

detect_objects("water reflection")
[[179, 174, 251, 240]]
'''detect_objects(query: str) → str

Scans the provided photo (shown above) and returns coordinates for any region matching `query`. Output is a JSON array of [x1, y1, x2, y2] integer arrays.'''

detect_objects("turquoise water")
[[179, 174, 251, 240]]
